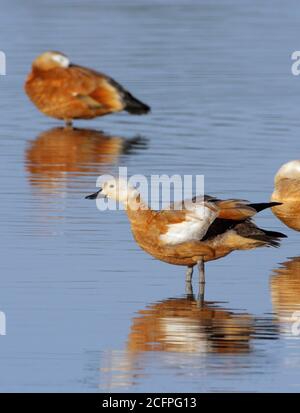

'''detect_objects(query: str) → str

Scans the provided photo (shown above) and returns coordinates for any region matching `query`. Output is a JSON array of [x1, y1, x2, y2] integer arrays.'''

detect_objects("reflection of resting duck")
[[127, 295, 254, 354], [271, 256, 300, 330], [25, 127, 146, 193]]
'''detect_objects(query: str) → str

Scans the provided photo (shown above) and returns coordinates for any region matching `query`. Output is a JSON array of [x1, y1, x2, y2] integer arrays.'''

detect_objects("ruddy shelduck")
[[271, 160, 300, 231], [25, 51, 150, 126], [86, 178, 286, 287]]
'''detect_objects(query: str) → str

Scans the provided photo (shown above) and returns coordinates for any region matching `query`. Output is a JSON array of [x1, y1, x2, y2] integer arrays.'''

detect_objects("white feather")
[[160, 204, 218, 245], [51, 54, 69, 68]]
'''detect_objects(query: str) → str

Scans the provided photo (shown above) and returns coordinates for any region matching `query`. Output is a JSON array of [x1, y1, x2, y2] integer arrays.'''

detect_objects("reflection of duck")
[[271, 256, 300, 330], [25, 127, 147, 194], [271, 160, 300, 231], [99, 294, 278, 390], [127, 295, 254, 354], [25, 51, 150, 127]]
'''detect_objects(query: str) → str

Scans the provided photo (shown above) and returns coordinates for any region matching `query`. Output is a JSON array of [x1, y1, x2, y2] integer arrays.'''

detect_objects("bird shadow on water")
[[24, 126, 148, 196], [98, 284, 279, 391]]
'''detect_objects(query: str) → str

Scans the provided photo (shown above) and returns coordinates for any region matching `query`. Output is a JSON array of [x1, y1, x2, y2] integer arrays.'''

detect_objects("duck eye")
[[109, 184, 114, 188]]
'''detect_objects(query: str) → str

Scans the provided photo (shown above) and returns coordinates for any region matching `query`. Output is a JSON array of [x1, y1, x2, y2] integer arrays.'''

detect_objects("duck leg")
[[185, 266, 193, 283], [198, 259, 205, 285], [185, 266, 194, 295], [185, 280, 193, 296], [197, 282, 205, 307], [197, 259, 205, 306]]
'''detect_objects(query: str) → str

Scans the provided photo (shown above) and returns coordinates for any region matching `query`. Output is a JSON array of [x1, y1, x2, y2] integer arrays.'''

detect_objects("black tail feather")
[[123, 92, 150, 115], [259, 229, 287, 247], [262, 229, 287, 239], [237, 224, 287, 248]]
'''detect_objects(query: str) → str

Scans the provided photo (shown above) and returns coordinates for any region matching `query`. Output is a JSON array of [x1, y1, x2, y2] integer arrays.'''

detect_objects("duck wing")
[[69, 65, 150, 113], [158, 200, 218, 245], [67, 65, 124, 111]]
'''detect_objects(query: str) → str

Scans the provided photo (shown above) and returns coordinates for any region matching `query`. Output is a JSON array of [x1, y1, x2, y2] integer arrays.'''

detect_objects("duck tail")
[[245, 227, 287, 248], [123, 92, 150, 115], [258, 228, 287, 247], [234, 220, 287, 248]]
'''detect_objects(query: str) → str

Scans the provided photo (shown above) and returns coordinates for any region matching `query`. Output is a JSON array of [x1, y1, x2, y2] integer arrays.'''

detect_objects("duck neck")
[[125, 194, 152, 224]]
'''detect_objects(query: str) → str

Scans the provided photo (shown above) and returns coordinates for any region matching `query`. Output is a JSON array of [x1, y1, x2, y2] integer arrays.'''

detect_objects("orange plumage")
[[25, 51, 150, 126]]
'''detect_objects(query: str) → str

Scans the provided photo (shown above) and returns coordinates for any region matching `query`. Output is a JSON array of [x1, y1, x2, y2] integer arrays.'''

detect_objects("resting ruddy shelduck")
[[86, 179, 286, 285], [25, 51, 150, 127], [271, 160, 300, 231]]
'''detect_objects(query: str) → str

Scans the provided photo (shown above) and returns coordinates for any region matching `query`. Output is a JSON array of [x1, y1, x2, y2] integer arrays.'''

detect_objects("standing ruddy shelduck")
[[271, 160, 300, 231], [86, 179, 286, 286], [24, 51, 150, 126]]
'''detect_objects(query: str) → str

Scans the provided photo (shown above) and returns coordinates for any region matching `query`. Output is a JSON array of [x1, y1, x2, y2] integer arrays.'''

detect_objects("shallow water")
[[1, 0, 300, 392]]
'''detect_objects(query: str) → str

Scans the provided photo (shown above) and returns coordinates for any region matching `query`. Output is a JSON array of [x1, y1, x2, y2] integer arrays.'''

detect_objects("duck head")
[[86, 178, 140, 206], [32, 51, 70, 71]]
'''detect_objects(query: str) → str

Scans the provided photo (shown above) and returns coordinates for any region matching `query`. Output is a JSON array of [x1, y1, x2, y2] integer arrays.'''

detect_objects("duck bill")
[[85, 189, 105, 199]]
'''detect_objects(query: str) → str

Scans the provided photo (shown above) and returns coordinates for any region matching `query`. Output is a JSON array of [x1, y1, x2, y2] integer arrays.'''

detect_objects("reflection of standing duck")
[[99, 295, 278, 390], [271, 160, 300, 231], [25, 127, 146, 193], [127, 295, 254, 354], [271, 256, 300, 332]]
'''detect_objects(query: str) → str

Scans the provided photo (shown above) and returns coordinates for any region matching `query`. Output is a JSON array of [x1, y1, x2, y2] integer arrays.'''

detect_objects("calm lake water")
[[1, 0, 300, 392]]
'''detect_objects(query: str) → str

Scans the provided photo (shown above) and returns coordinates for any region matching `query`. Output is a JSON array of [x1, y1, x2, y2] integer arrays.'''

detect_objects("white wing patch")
[[160, 204, 218, 245]]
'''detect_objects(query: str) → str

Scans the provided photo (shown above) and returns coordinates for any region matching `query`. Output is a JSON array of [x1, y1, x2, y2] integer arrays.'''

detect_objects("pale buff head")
[[100, 178, 139, 204], [32, 51, 70, 71], [274, 160, 300, 185]]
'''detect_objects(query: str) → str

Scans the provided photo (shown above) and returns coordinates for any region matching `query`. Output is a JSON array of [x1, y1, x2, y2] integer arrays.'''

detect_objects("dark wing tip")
[[248, 201, 283, 213], [269, 202, 283, 207]]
